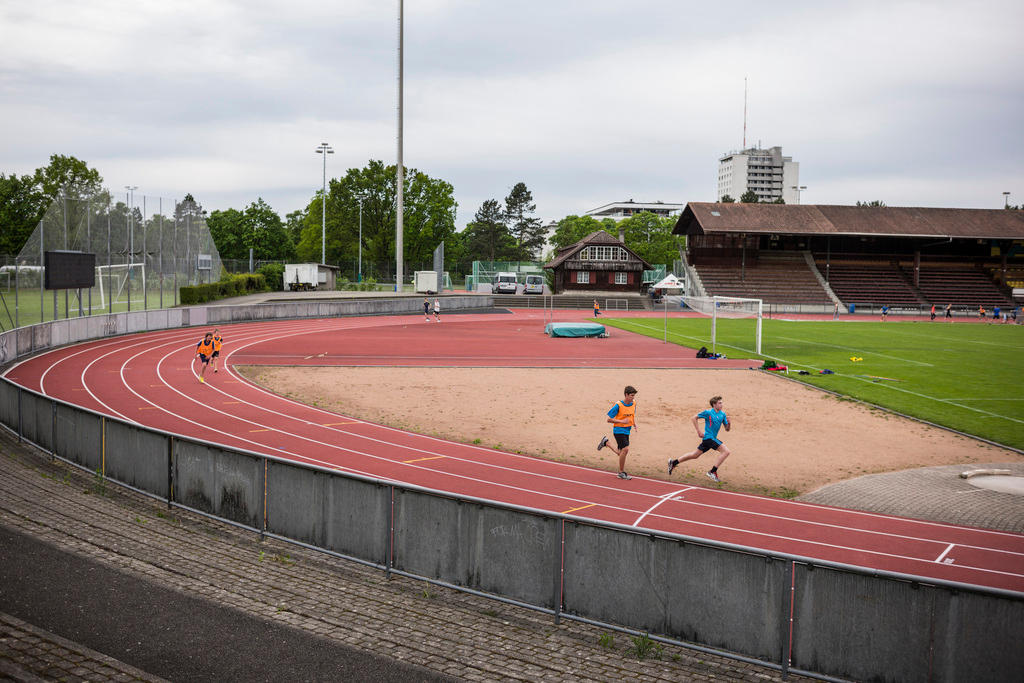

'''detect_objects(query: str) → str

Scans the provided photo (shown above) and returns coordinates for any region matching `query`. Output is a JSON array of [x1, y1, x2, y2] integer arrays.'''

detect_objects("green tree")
[[619, 212, 682, 266], [462, 199, 516, 261], [772, 197, 786, 204], [245, 198, 293, 261], [856, 200, 886, 207], [719, 194, 735, 203], [504, 182, 545, 260], [207, 208, 247, 261], [295, 160, 456, 271], [0, 172, 48, 254], [548, 215, 611, 252], [284, 209, 306, 246], [33, 154, 104, 201], [740, 190, 759, 203]]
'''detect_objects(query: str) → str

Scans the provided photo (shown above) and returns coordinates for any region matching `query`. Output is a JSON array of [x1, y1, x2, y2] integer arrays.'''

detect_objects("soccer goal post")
[[681, 295, 763, 355]]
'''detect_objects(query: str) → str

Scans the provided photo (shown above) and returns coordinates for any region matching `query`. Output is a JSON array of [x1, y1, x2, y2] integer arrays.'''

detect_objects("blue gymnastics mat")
[[544, 322, 606, 338]]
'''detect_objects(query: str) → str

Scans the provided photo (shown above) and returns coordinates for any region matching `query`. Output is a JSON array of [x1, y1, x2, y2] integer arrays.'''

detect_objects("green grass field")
[[605, 316, 1024, 452], [0, 287, 180, 330]]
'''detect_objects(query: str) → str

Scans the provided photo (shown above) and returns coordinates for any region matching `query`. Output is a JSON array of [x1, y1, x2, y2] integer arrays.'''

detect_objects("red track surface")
[[4, 309, 1023, 593]]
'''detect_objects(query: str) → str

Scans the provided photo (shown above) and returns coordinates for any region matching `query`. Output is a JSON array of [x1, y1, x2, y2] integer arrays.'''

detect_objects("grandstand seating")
[[695, 252, 832, 304], [820, 261, 924, 307], [904, 265, 1014, 309]]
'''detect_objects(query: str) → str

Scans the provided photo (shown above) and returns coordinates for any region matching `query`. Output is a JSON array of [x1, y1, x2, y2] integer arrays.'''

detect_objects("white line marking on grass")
[[774, 335, 933, 367]]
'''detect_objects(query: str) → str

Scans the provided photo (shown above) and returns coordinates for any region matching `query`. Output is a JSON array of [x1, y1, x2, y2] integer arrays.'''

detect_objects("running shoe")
[[706, 471, 720, 483], [597, 436, 608, 451], [617, 471, 632, 480], [668, 459, 678, 475]]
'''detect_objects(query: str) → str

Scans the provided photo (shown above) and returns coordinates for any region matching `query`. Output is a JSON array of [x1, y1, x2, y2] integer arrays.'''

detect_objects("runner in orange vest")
[[211, 329, 224, 373], [195, 332, 214, 383]]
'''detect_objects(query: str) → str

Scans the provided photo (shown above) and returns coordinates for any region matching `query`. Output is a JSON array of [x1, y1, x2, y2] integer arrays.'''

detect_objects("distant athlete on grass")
[[211, 329, 223, 373], [598, 385, 637, 480], [668, 395, 731, 483], [195, 332, 214, 383]]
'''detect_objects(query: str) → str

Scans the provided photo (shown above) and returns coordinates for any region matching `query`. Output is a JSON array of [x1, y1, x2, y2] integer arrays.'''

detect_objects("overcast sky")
[[2, 0, 1022, 227]]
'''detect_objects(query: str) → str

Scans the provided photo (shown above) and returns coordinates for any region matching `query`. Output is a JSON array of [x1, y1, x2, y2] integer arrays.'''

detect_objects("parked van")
[[493, 272, 519, 294], [524, 274, 544, 295]]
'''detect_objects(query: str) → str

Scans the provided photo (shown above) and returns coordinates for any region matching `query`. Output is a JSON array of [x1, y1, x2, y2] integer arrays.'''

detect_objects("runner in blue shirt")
[[668, 395, 732, 483]]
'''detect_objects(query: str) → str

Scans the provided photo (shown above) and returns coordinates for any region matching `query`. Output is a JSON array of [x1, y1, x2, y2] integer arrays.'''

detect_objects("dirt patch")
[[238, 366, 1022, 497]]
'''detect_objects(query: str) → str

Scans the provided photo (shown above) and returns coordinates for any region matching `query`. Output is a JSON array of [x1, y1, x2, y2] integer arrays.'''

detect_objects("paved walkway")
[[0, 428, 816, 682]]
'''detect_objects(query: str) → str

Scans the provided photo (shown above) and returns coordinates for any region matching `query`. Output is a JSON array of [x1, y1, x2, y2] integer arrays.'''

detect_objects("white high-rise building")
[[717, 146, 800, 204]]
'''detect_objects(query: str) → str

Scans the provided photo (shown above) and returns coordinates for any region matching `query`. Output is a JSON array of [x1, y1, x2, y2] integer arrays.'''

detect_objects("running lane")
[[4, 312, 1022, 593]]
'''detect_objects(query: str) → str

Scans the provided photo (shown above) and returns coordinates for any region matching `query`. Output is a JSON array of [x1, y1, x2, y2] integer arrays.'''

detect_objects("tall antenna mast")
[[742, 76, 747, 149]]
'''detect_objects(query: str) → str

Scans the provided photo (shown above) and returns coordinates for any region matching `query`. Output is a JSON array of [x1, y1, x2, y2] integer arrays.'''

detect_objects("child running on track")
[[195, 332, 214, 383], [668, 395, 731, 483], [424, 297, 431, 321], [211, 329, 223, 373], [593, 299, 601, 317], [598, 385, 638, 480], [433, 298, 441, 322]]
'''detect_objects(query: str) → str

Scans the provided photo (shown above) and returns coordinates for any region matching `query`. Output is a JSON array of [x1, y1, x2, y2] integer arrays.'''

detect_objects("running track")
[[4, 309, 1023, 593]]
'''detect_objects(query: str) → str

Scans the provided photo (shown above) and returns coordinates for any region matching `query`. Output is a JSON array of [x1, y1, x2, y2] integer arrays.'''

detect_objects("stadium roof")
[[674, 203, 1024, 240]]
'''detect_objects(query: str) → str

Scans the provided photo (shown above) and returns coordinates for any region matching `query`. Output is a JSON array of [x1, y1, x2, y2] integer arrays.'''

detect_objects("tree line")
[[2, 155, 683, 271]]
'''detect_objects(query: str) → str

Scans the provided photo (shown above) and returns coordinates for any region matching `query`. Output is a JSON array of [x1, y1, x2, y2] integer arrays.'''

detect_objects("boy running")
[[593, 299, 601, 317], [211, 329, 223, 373], [424, 297, 431, 321], [668, 395, 732, 483], [195, 332, 215, 383], [598, 385, 638, 480]]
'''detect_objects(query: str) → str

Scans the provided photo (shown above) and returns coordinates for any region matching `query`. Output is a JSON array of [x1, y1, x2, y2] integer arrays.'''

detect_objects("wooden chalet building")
[[543, 230, 652, 295]]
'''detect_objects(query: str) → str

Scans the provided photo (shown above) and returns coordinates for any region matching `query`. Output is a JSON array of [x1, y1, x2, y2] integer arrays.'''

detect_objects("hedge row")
[[180, 273, 266, 305]]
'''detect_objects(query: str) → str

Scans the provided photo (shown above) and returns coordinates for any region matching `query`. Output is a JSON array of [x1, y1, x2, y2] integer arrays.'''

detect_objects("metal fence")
[[0, 304, 1021, 682]]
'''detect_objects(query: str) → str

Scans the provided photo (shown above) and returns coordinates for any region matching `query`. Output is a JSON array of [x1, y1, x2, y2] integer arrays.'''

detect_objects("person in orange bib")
[[598, 385, 637, 480], [593, 299, 601, 317], [211, 329, 224, 373], [195, 332, 214, 383]]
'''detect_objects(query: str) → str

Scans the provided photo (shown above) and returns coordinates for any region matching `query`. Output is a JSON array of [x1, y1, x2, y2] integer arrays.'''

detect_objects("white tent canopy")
[[651, 273, 684, 289]]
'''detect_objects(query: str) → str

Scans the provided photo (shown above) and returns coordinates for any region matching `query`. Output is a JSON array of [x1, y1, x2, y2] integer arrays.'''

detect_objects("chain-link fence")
[[0, 193, 221, 330]]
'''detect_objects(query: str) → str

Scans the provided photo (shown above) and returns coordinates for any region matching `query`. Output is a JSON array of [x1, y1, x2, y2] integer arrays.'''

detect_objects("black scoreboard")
[[44, 251, 96, 290]]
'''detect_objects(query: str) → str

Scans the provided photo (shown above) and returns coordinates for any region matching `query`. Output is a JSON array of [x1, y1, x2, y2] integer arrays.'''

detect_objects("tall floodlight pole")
[[395, 0, 404, 292], [1004, 192, 1011, 209], [316, 142, 334, 264]]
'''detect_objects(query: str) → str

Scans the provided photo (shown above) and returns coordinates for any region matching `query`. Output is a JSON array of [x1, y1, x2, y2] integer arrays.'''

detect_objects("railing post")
[[780, 560, 796, 678], [51, 400, 57, 458], [552, 518, 564, 624], [385, 485, 395, 580], [166, 435, 173, 509], [17, 388, 22, 442]]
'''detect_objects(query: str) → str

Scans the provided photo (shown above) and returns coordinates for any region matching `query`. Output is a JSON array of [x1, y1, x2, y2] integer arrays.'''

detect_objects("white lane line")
[[633, 487, 695, 526], [935, 544, 956, 563]]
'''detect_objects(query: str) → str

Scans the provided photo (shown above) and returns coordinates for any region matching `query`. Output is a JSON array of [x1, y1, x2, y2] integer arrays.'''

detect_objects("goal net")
[[670, 295, 762, 355]]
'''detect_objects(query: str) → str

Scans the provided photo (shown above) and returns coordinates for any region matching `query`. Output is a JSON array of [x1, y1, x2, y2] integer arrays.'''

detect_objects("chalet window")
[[576, 271, 590, 284], [579, 246, 629, 261], [614, 272, 627, 285]]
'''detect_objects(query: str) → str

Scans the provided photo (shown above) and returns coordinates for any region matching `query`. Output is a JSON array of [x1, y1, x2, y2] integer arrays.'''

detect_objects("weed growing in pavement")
[[482, 609, 498, 618], [628, 633, 663, 660], [272, 553, 294, 566], [421, 588, 436, 599], [472, 438, 482, 445], [598, 632, 615, 649], [90, 469, 107, 496], [258, 550, 265, 562]]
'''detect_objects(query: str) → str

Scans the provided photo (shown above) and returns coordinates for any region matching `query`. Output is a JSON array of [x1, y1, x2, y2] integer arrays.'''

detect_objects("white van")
[[524, 274, 544, 295], [493, 272, 518, 294]]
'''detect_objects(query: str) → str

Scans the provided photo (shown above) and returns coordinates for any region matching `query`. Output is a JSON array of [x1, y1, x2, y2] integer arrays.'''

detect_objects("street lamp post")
[[315, 142, 334, 264], [1004, 192, 1011, 209], [355, 194, 367, 282], [792, 185, 807, 204]]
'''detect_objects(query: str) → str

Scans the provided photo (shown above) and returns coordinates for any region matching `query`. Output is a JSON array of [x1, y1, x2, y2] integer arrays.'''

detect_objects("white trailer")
[[284, 263, 321, 291]]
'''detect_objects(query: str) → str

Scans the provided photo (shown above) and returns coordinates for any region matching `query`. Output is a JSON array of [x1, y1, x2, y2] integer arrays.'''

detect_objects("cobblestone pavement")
[[800, 462, 1024, 533], [0, 429, 817, 682]]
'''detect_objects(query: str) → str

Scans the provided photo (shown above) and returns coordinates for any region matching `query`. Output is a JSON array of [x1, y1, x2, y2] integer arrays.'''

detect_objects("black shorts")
[[212, 350, 220, 358], [945, 310, 952, 318], [614, 433, 630, 449], [198, 354, 210, 364], [697, 438, 721, 452]]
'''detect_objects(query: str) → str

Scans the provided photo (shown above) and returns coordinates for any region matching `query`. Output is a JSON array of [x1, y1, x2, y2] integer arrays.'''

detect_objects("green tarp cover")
[[544, 322, 606, 337]]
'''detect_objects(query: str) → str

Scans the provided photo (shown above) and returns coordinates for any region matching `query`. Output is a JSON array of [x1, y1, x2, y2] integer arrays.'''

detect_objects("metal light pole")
[[315, 143, 334, 264], [1004, 191, 1011, 209], [395, 0, 404, 292], [355, 194, 367, 282], [125, 185, 137, 312], [792, 185, 807, 204]]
